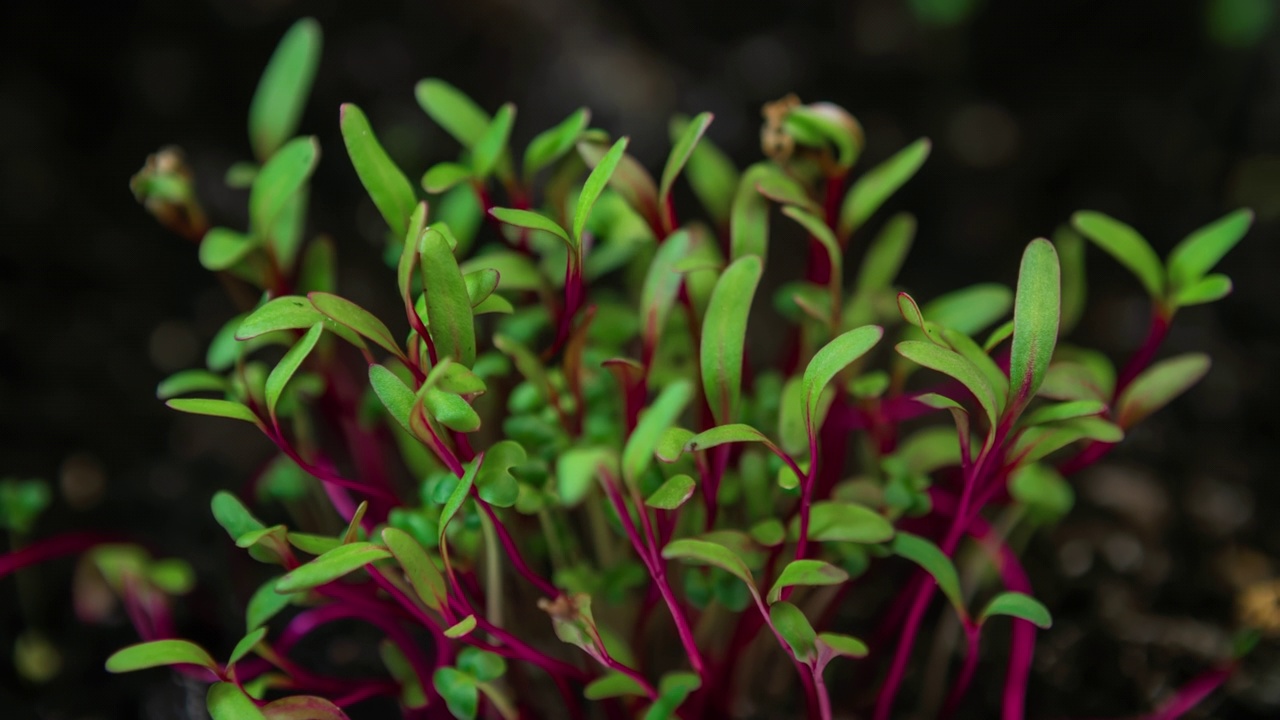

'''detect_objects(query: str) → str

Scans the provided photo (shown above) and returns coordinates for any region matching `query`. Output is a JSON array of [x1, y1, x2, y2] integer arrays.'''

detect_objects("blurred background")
[[2, 0, 1278, 717]]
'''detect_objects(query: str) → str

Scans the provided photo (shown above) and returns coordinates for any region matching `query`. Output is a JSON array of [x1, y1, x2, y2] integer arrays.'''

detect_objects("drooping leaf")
[[309, 292, 404, 361], [471, 103, 515, 179], [420, 228, 477, 366], [489, 208, 571, 249], [701, 256, 763, 424], [896, 341, 998, 426], [1115, 353, 1210, 428], [248, 18, 322, 162], [1008, 238, 1061, 412], [261, 695, 351, 720], [227, 627, 267, 667], [662, 538, 755, 587], [892, 532, 965, 620], [340, 104, 417, 237], [275, 542, 391, 593], [768, 559, 849, 603], [770, 601, 818, 663], [415, 79, 492, 148], [817, 632, 869, 660], [1072, 211, 1165, 298], [1166, 208, 1252, 291], [524, 108, 591, 178], [584, 671, 650, 700], [444, 615, 477, 638], [802, 326, 884, 438], [167, 398, 262, 427], [645, 474, 697, 510], [208, 682, 267, 720], [622, 381, 693, 487], [839, 138, 931, 236], [978, 591, 1053, 629], [106, 639, 219, 674], [264, 323, 323, 421], [659, 112, 713, 223]]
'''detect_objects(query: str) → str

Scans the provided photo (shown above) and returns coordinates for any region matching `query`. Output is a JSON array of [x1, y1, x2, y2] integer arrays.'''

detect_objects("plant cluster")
[[4, 18, 1257, 720]]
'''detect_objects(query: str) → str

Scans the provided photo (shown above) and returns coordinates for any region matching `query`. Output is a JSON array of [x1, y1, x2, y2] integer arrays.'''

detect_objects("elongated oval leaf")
[[671, 115, 739, 225], [265, 323, 323, 421], [382, 527, 447, 611], [646, 474, 696, 510], [896, 341, 998, 426], [490, 208, 571, 248], [276, 542, 391, 593], [622, 380, 693, 487], [1055, 227, 1087, 335], [471, 103, 515, 179], [106, 639, 219, 674], [208, 682, 268, 720], [660, 111, 713, 211], [1072, 211, 1165, 298], [250, 137, 318, 237], [156, 369, 228, 400], [199, 227, 256, 271], [249, 18, 322, 162], [1115, 353, 1210, 428], [702, 256, 763, 424], [557, 446, 615, 507], [768, 559, 848, 603], [246, 578, 291, 632], [444, 615, 477, 639], [1166, 208, 1251, 290], [794, 501, 894, 543], [211, 490, 266, 542], [368, 364, 415, 433], [574, 137, 629, 244], [524, 107, 590, 178], [892, 532, 965, 620], [640, 229, 690, 356], [585, 671, 650, 700], [415, 79, 491, 148], [422, 162, 472, 194], [1008, 238, 1061, 412], [817, 632, 869, 659], [1023, 400, 1106, 427], [1172, 273, 1233, 307], [420, 228, 477, 366], [340, 104, 417, 237], [167, 398, 262, 427], [683, 423, 773, 454], [439, 455, 483, 543], [237, 296, 324, 340], [802, 325, 884, 437], [770, 601, 818, 663], [661, 538, 754, 587], [979, 591, 1052, 629], [227, 627, 267, 667], [839, 138, 931, 236], [921, 283, 1014, 337], [262, 695, 351, 720], [308, 292, 404, 361]]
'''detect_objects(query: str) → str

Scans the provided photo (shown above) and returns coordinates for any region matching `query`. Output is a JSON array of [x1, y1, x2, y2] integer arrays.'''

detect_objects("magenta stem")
[[0, 530, 122, 580]]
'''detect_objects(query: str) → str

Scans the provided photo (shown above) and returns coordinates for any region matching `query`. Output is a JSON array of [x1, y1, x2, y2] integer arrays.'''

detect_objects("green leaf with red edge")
[[167, 398, 262, 427], [415, 79, 491, 148], [275, 542, 391, 593], [701, 256, 763, 425], [398, 202, 429, 303], [1008, 238, 1061, 413], [892, 532, 966, 621], [769, 601, 818, 663], [574, 137, 630, 245], [978, 591, 1052, 629], [622, 380, 693, 487], [250, 137, 319, 238], [208, 682, 267, 720], [1115, 353, 1210, 428], [524, 107, 590, 179], [1072, 211, 1165, 299], [308, 292, 404, 361], [340, 103, 417, 237], [471, 103, 515, 180], [897, 340, 998, 427], [660, 112, 713, 217], [768, 559, 849, 603], [640, 229, 690, 356], [802, 325, 884, 439], [248, 18, 322, 162], [1166, 208, 1252, 291], [106, 639, 219, 674], [237, 296, 324, 340], [645, 474, 696, 510], [420, 228, 477, 366], [839, 138, 931, 236], [264, 322, 322, 421], [262, 695, 351, 720], [227, 627, 266, 667]]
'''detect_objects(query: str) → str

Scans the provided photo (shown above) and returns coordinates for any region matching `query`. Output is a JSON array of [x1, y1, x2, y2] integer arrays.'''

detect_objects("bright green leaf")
[[584, 671, 650, 700], [802, 326, 884, 438], [248, 18, 322, 162], [795, 501, 894, 543], [660, 111, 713, 215], [1172, 273, 1233, 307], [471, 103, 515, 179], [439, 455, 482, 543], [892, 532, 965, 620], [1167, 208, 1252, 290], [1008, 238, 1061, 412], [167, 398, 261, 427], [156, 369, 228, 400], [250, 137, 318, 238], [106, 639, 218, 674], [264, 323, 322, 421], [1115, 353, 1210, 428], [275, 542, 391, 593], [309, 292, 403, 361], [422, 162, 472, 193], [1072, 211, 1165, 298], [671, 115, 739, 225], [769, 601, 818, 663], [768, 559, 849, 603], [702, 256, 762, 424], [434, 666, 479, 720], [640, 229, 691, 355], [524, 108, 591, 178], [979, 591, 1052, 629], [896, 341, 998, 426], [382, 527, 447, 611], [574, 137, 629, 245], [817, 632, 868, 659], [839, 138, 930, 236], [228, 628, 266, 667], [199, 227, 256, 271], [415, 79, 491, 148], [623, 381, 693, 487], [646, 474, 696, 510], [340, 104, 417, 237], [444, 615, 477, 638], [661, 538, 754, 587], [245, 578, 291, 632], [208, 682, 267, 720], [490, 208, 571, 248], [420, 228, 477, 366]]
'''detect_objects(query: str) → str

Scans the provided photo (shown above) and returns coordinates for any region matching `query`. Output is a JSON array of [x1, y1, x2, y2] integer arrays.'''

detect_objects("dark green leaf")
[[471, 103, 515, 179], [978, 591, 1052, 629], [250, 137, 318, 237], [106, 639, 218, 674], [702, 256, 762, 424], [660, 111, 713, 215], [415, 79, 491, 148], [892, 532, 965, 620], [275, 542, 391, 593], [645, 474, 696, 510], [1008, 238, 1061, 412], [623, 380, 693, 487], [1166, 208, 1252, 290], [1072, 211, 1165, 298], [524, 108, 590, 178], [420, 228, 477, 366], [208, 682, 267, 720], [838, 138, 930, 236], [264, 323, 322, 421], [769, 601, 818, 663], [768, 559, 848, 603], [340, 104, 416, 237], [802, 326, 884, 438], [167, 398, 262, 427], [227, 628, 266, 667], [1115, 353, 1210, 428], [584, 671, 650, 700], [248, 18, 322, 162], [574, 137, 629, 245], [896, 341, 998, 426]]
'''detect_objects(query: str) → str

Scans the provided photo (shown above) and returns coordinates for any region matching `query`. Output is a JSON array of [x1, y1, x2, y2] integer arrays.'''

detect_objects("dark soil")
[[2, 0, 1278, 718]]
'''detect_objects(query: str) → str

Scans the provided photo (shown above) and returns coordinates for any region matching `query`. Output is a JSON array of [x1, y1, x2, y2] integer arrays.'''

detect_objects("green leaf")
[[246, 578, 291, 632], [288, 532, 340, 555], [248, 18, 322, 162], [574, 137, 629, 245], [156, 369, 228, 400], [623, 380, 693, 487], [420, 228, 477, 366], [1022, 400, 1105, 427], [768, 560, 849, 603], [839, 138, 931, 236], [979, 591, 1052, 629], [422, 162, 472, 193], [920, 283, 1014, 337], [786, 104, 862, 169], [340, 104, 417, 237], [444, 615, 477, 638], [803, 325, 884, 439], [1172, 273, 1233, 307], [439, 455, 483, 544], [1072, 211, 1165, 298], [1167, 208, 1251, 290], [434, 667, 479, 720], [490, 208, 571, 248], [701, 256, 763, 424], [471, 103, 515, 179], [208, 682, 267, 720], [750, 519, 786, 547], [1115, 353, 1210, 428], [656, 427, 695, 463], [382, 527, 447, 611], [769, 601, 818, 663], [415, 79, 491, 148], [309, 292, 403, 361], [211, 490, 266, 542], [228, 628, 266, 667], [199, 227, 256, 271], [896, 341, 998, 426], [473, 440, 524, 507], [250, 137, 318, 237], [461, 251, 544, 292], [729, 164, 772, 262], [261, 696, 351, 720], [683, 424, 774, 455], [1054, 226, 1087, 335], [237, 296, 324, 340], [1008, 238, 1061, 411], [557, 446, 615, 507], [671, 115, 739, 225], [167, 398, 261, 427], [264, 323, 322, 421], [423, 388, 481, 433], [584, 671, 650, 700], [368, 364, 416, 433], [524, 108, 591, 178], [106, 639, 219, 674], [662, 538, 754, 587], [646, 474, 696, 510], [275, 542, 391, 593], [817, 632, 869, 659], [660, 111, 713, 213], [892, 532, 965, 620], [845, 213, 916, 326], [457, 647, 506, 682], [578, 141, 659, 229], [796, 501, 894, 543], [1009, 463, 1074, 525], [1012, 418, 1123, 464], [640, 229, 691, 355]]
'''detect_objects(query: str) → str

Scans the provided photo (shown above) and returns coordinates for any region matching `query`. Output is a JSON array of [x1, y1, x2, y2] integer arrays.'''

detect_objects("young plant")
[[4, 17, 1256, 720]]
